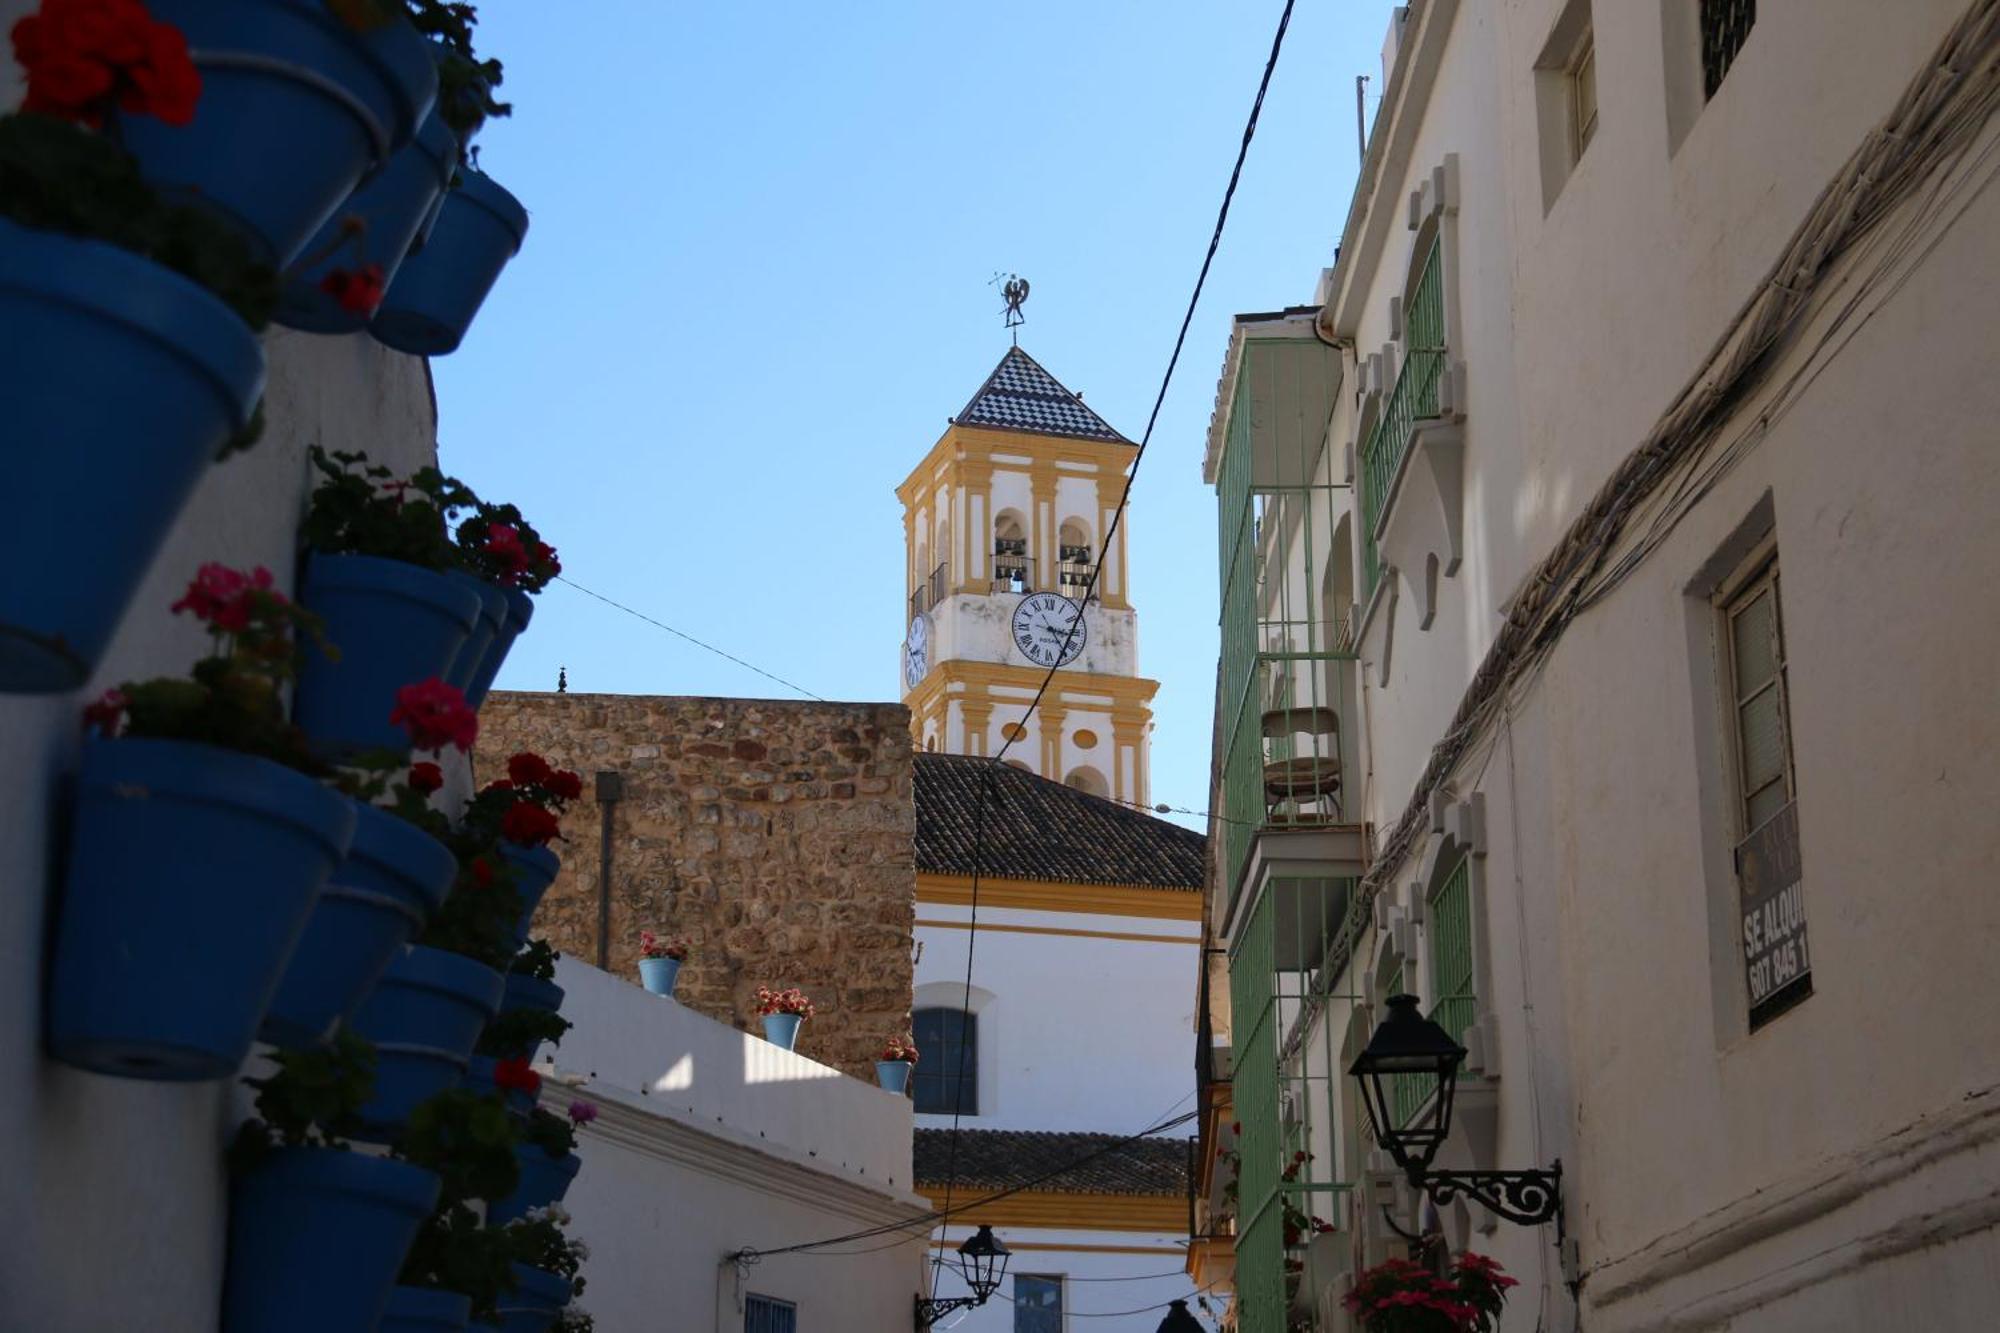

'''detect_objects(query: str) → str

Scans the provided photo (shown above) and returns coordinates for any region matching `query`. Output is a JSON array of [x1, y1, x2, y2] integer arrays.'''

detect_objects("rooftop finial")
[[992, 272, 1029, 344], [557, 665, 568, 694]]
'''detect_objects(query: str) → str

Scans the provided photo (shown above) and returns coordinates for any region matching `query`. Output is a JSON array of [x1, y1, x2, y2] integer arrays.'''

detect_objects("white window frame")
[[1714, 538, 1794, 839]]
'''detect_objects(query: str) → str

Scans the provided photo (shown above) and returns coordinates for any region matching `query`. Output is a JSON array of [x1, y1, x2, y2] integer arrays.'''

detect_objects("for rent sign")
[[1736, 801, 1811, 1026]]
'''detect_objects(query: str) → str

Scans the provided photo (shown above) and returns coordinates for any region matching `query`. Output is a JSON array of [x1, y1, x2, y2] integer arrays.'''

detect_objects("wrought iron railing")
[[1360, 238, 1445, 556], [908, 561, 948, 619], [992, 555, 1033, 594]]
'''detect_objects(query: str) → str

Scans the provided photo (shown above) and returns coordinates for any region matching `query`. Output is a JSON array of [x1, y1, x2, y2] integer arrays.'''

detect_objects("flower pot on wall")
[[637, 957, 680, 998], [223, 1148, 440, 1333], [293, 553, 482, 756], [475, 1264, 573, 1333], [487, 1147, 582, 1226], [876, 1060, 912, 1095], [276, 106, 459, 331], [494, 973, 565, 1064], [498, 843, 560, 951], [380, 1286, 473, 1333], [442, 574, 511, 696], [371, 168, 528, 356], [46, 739, 354, 1080], [350, 945, 505, 1138], [463, 589, 534, 710], [762, 1013, 802, 1051], [118, 0, 438, 266], [0, 220, 265, 694], [260, 802, 458, 1048]]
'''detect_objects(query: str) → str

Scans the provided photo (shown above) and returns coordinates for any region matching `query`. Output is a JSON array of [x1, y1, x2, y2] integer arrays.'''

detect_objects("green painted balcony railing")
[[1360, 238, 1446, 590]]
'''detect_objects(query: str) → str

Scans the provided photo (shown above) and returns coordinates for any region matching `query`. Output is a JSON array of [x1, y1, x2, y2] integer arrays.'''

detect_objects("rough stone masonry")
[[477, 691, 916, 1079]]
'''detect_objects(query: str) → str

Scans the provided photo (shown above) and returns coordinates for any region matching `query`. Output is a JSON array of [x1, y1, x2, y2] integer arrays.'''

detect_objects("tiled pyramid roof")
[[914, 1128, 1191, 1196], [954, 346, 1129, 443], [913, 753, 1204, 890]]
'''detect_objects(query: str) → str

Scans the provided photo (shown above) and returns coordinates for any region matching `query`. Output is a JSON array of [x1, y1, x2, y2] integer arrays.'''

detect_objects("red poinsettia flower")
[[318, 263, 386, 316], [500, 801, 561, 847], [492, 1056, 541, 1095], [406, 761, 444, 794], [507, 751, 553, 787], [388, 677, 478, 753], [11, 0, 201, 128]]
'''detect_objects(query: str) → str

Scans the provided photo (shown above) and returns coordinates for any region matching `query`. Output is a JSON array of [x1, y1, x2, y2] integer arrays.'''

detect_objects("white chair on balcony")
[[1260, 705, 1342, 820]]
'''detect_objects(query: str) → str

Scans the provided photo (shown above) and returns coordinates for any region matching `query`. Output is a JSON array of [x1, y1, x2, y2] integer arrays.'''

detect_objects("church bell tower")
[[896, 346, 1156, 805]]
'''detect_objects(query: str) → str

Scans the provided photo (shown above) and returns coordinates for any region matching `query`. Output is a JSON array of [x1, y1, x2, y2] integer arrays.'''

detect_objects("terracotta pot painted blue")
[[0, 220, 264, 693], [762, 1013, 802, 1051], [47, 740, 353, 1080], [475, 1264, 573, 1333], [277, 105, 459, 331], [118, 0, 438, 266], [464, 589, 535, 710], [494, 973, 566, 1064], [638, 956, 680, 998], [380, 1286, 472, 1333], [443, 574, 511, 695], [293, 553, 482, 757], [498, 843, 560, 951], [372, 168, 529, 356], [488, 1147, 582, 1226], [462, 1054, 538, 1118], [351, 945, 504, 1138], [260, 802, 458, 1047], [223, 1148, 439, 1333], [876, 1060, 913, 1095]]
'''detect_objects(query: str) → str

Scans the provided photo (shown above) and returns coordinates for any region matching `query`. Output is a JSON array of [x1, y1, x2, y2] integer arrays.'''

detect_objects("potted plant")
[[0, 23, 276, 692], [389, 1083, 531, 1331], [451, 504, 561, 708], [224, 1034, 443, 1332], [112, 0, 438, 267], [481, 1205, 589, 1333], [1341, 1252, 1518, 1332], [488, 1101, 593, 1227], [755, 987, 815, 1053], [371, 160, 529, 357], [461, 751, 583, 950], [46, 565, 355, 1079], [636, 932, 689, 999], [876, 1034, 919, 1094], [479, 941, 572, 1065]]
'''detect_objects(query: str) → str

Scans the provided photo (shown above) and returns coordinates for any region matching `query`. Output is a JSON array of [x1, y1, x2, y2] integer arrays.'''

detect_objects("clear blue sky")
[[436, 2, 1398, 828]]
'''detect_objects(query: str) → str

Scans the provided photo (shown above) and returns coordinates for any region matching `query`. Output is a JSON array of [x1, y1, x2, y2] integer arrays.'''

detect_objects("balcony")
[[909, 560, 948, 619], [991, 552, 1032, 594]]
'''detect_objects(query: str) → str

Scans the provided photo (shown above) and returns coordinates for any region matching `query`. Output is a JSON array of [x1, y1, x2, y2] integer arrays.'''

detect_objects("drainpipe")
[[594, 771, 623, 968]]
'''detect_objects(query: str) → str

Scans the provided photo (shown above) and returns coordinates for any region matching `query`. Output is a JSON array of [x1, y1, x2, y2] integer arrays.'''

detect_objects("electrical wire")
[[989, 1281, 1222, 1318], [552, 574, 829, 702]]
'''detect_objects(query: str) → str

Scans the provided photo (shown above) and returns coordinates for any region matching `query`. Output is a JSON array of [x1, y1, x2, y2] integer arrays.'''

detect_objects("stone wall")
[[477, 692, 915, 1078]]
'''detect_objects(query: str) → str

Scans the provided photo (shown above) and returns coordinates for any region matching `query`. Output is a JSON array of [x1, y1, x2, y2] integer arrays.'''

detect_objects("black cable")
[[928, 762, 991, 1303], [553, 574, 829, 702]]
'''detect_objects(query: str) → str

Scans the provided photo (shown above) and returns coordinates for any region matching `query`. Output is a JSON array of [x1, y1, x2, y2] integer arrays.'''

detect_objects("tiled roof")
[[955, 346, 1129, 443], [914, 1129, 1191, 1196], [913, 753, 1204, 890]]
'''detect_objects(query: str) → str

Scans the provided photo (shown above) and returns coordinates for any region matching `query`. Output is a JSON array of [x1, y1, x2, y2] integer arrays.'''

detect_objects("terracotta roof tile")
[[914, 1128, 1191, 1196]]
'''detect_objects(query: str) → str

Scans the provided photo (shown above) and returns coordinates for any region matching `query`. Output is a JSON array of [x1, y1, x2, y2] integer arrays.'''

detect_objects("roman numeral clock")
[[1011, 592, 1085, 669]]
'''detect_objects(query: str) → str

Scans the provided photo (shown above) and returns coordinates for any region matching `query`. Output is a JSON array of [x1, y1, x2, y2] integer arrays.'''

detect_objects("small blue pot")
[[499, 843, 561, 951], [488, 1147, 582, 1226], [462, 1054, 538, 1118], [476, 1264, 574, 1333], [494, 973, 566, 1064], [443, 573, 511, 696], [351, 945, 505, 1137], [293, 553, 482, 757], [762, 1013, 803, 1051], [876, 1060, 913, 1095], [372, 168, 529, 356], [260, 802, 458, 1047], [47, 740, 354, 1080], [465, 589, 535, 710], [380, 1286, 472, 1333], [0, 220, 264, 693], [638, 956, 681, 998], [119, 0, 438, 266], [223, 1148, 440, 1333], [277, 105, 459, 331]]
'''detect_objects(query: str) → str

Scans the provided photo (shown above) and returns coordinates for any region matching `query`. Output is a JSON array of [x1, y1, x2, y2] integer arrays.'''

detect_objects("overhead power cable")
[[553, 574, 829, 701]]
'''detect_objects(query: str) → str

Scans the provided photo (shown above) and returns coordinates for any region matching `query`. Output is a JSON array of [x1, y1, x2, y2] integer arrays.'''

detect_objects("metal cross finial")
[[993, 272, 1029, 343]]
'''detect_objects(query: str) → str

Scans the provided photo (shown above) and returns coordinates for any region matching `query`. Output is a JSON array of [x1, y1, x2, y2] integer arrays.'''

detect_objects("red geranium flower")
[[532, 540, 561, 577], [82, 688, 125, 736], [545, 769, 584, 801], [507, 751, 553, 787], [11, 0, 201, 128], [388, 677, 479, 753], [171, 563, 279, 632], [469, 856, 494, 887], [492, 1056, 541, 1096], [407, 761, 444, 794], [319, 264, 386, 316], [483, 522, 531, 584], [500, 801, 561, 847]]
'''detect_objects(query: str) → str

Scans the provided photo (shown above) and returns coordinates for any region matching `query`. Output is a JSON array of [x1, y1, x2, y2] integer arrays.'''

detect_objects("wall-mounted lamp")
[[914, 1226, 1011, 1328]]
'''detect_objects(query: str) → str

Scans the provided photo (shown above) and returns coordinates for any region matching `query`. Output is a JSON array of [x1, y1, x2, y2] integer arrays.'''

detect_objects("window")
[[1721, 557, 1791, 833], [1700, 0, 1755, 99], [994, 512, 1030, 593], [1568, 30, 1598, 158], [1014, 1275, 1064, 1333], [1062, 766, 1108, 799], [912, 1007, 977, 1115], [1533, 0, 1595, 209], [745, 1294, 796, 1333], [1427, 855, 1475, 1045]]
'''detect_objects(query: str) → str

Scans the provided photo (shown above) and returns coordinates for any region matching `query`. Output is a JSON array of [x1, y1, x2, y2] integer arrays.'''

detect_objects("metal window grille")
[[1700, 0, 1755, 99], [1013, 1275, 1064, 1333], [1360, 237, 1446, 581], [745, 1294, 796, 1333], [911, 1007, 977, 1115], [1428, 856, 1475, 1045]]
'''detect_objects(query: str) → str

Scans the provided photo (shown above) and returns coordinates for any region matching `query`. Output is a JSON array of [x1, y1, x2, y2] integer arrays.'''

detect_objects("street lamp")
[[914, 1225, 1012, 1328], [1156, 1297, 1206, 1332], [1349, 995, 1564, 1232]]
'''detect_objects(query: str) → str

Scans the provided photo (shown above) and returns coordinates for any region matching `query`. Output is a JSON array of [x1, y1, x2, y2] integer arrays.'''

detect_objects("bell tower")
[[897, 346, 1156, 805]]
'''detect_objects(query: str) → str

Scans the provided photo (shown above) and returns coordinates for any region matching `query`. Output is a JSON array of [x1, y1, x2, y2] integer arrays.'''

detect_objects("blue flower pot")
[[223, 1148, 440, 1333], [476, 1264, 573, 1333], [293, 553, 483, 757], [260, 802, 458, 1047], [47, 740, 353, 1080], [499, 843, 561, 951], [488, 1147, 582, 1226], [638, 956, 680, 998], [351, 945, 504, 1138], [118, 0, 438, 266], [465, 589, 535, 710], [380, 1286, 472, 1333], [443, 574, 511, 696], [276, 105, 459, 331], [762, 1013, 802, 1051], [495, 973, 566, 1064], [876, 1060, 912, 1095], [462, 1054, 538, 1118], [372, 168, 529, 356], [0, 220, 264, 693]]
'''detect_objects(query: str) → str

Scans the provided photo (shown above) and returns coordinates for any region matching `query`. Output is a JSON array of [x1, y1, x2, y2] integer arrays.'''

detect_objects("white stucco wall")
[[930, 1223, 1210, 1333]]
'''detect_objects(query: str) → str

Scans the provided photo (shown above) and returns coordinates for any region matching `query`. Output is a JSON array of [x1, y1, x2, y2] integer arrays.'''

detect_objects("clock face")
[[903, 612, 931, 689], [1011, 592, 1086, 668]]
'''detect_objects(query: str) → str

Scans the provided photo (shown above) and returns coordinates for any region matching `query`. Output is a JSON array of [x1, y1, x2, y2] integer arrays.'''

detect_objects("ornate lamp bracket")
[[1412, 1160, 1564, 1235]]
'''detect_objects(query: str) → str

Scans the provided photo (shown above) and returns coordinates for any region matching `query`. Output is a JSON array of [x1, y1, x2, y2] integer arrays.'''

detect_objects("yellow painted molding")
[[918, 1188, 1186, 1233], [918, 873, 1202, 919], [915, 917, 1197, 945], [930, 659, 1160, 707]]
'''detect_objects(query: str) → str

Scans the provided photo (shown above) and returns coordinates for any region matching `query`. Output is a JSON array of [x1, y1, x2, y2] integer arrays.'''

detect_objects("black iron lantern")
[[1348, 994, 1565, 1233], [915, 1225, 1012, 1327], [1156, 1297, 1206, 1332]]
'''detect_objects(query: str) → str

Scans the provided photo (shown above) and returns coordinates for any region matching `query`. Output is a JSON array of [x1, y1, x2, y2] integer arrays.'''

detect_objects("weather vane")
[[991, 272, 1029, 343]]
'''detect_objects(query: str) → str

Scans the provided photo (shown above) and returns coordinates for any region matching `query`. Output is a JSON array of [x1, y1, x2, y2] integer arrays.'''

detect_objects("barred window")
[[1014, 1275, 1064, 1333], [745, 1294, 796, 1333], [912, 1007, 977, 1115], [1700, 0, 1755, 99]]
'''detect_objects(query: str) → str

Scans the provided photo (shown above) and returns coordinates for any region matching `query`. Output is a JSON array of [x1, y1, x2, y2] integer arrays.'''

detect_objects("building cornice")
[[916, 1187, 1187, 1233], [917, 872, 1201, 920]]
